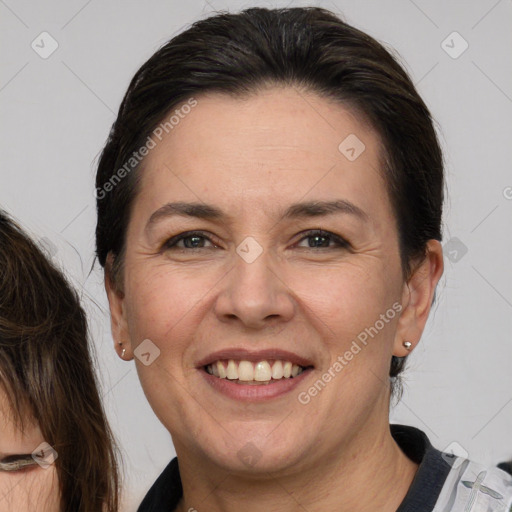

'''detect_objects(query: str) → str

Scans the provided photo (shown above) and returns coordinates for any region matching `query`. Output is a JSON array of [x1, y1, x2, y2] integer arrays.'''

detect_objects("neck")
[[174, 420, 418, 512]]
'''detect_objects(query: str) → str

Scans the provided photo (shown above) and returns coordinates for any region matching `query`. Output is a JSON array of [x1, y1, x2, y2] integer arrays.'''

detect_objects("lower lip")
[[200, 368, 313, 402]]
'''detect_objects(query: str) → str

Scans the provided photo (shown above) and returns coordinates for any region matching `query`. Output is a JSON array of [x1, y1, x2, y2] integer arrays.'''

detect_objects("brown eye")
[[296, 230, 350, 249], [162, 231, 217, 250]]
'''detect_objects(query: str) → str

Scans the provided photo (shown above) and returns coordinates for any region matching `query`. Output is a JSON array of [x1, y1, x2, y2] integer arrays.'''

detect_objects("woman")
[[0, 210, 120, 511], [95, 7, 512, 511]]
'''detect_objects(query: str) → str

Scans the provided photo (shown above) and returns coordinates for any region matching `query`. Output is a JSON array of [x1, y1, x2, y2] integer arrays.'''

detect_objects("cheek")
[[287, 260, 400, 339], [125, 265, 207, 342], [286, 260, 402, 394], [125, 255, 401, 348], [0, 466, 60, 511]]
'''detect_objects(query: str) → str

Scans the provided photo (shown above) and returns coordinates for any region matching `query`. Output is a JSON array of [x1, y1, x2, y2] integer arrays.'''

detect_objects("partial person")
[[0, 210, 120, 511]]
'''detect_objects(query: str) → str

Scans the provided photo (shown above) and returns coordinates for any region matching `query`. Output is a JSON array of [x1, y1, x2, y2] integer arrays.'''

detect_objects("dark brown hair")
[[0, 210, 120, 511], [95, 7, 444, 383]]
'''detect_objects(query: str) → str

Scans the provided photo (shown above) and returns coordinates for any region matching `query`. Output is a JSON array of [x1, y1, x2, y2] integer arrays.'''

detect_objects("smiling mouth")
[[204, 359, 311, 385]]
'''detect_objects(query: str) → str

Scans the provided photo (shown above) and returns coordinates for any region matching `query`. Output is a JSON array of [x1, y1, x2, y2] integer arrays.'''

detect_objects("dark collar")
[[138, 424, 450, 511], [392, 424, 451, 511], [137, 456, 182, 511]]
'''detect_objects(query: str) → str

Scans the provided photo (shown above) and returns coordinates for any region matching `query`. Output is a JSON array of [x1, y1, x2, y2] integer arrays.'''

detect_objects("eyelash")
[[162, 229, 350, 251]]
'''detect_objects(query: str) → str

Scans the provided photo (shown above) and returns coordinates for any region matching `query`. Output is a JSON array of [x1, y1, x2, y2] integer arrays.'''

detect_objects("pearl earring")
[[403, 341, 412, 350]]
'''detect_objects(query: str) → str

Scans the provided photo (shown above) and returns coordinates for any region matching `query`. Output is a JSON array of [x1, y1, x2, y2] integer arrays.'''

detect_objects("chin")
[[192, 426, 312, 476]]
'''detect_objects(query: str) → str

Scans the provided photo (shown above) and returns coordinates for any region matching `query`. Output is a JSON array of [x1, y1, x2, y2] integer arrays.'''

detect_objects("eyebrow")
[[145, 199, 368, 231]]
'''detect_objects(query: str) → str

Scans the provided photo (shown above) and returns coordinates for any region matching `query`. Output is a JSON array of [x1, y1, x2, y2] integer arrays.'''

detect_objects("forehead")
[[136, 87, 390, 221], [0, 385, 41, 454]]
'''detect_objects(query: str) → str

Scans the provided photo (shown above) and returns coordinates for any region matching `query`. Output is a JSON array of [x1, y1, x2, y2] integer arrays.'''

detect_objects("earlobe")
[[393, 240, 444, 357], [104, 252, 133, 360], [117, 341, 131, 361]]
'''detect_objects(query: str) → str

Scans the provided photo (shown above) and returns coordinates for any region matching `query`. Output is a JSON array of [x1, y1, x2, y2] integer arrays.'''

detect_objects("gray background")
[[1, 0, 511, 510]]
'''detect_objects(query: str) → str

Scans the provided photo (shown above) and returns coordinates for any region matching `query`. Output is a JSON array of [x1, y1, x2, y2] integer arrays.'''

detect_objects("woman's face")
[[109, 87, 440, 474], [0, 389, 60, 511]]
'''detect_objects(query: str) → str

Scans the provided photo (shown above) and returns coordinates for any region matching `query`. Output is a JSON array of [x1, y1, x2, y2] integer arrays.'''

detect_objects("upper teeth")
[[206, 359, 304, 382]]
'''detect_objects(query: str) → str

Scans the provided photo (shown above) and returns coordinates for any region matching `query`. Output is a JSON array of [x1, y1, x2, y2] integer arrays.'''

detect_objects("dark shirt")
[[498, 461, 512, 476], [137, 424, 453, 512]]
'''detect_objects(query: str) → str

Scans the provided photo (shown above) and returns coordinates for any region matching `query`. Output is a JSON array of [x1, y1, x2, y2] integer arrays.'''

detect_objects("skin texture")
[[0, 389, 60, 512], [106, 86, 443, 512]]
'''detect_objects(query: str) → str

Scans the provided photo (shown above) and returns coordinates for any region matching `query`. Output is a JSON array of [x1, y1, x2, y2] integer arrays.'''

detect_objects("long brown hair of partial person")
[[0, 210, 120, 511]]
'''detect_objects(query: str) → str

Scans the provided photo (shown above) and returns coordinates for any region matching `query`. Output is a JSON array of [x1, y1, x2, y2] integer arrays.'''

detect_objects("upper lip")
[[196, 348, 315, 368]]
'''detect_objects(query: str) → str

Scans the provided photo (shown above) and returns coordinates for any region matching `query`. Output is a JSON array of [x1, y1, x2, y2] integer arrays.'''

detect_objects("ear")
[[104, 252, 133, 361], [393, 240, 444, 356]]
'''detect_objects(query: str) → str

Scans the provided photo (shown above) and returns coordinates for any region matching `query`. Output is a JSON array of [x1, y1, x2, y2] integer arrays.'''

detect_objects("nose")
[[213, 240, 295, 331]]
